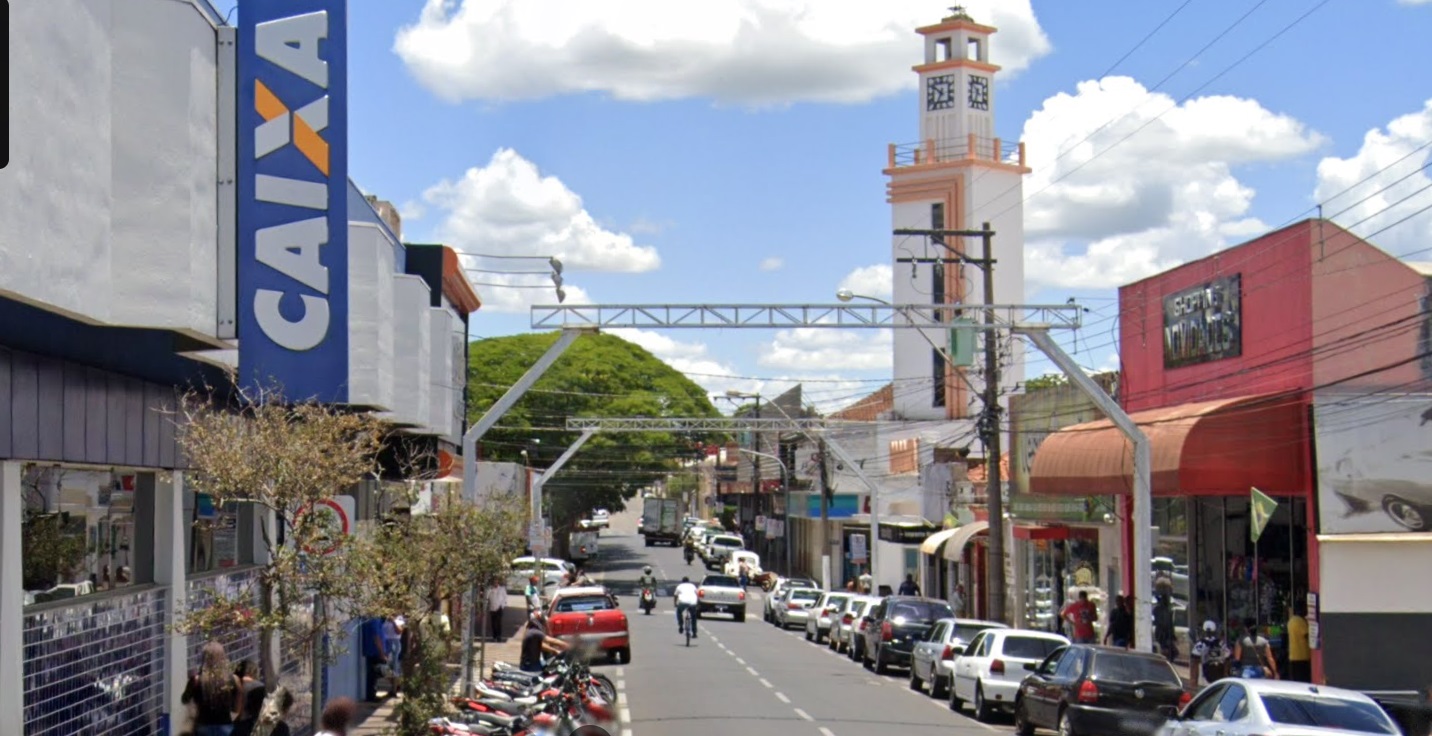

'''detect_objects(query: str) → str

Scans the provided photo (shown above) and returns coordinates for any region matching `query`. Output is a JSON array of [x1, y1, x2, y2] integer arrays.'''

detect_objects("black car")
[[862, 596, 954, 674], [1015, 644, 1189, 736]]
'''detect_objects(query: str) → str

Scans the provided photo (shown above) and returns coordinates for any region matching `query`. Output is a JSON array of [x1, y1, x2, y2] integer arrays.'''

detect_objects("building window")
[[20, 466, 153, 605], [889, 438, 920, 475], [932, 348, 948, 408], [186, 492, 257, 575]]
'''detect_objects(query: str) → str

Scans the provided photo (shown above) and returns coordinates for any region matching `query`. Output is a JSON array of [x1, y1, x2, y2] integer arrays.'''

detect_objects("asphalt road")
[[585, 509, 1016, 736]]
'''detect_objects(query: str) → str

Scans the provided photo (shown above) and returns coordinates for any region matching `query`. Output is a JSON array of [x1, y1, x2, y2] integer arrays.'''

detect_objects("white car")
[[506, 556, 573, 594], [804, 591, 855, 644], [828, 595, 880, 654], [764, 578, 818, 623], [723, 550, 763, 579], [909, 618, 1007, 699], [950, 628, 1068, 722], [1155, 678, 1401, 736], [774, 587, 823, 629]]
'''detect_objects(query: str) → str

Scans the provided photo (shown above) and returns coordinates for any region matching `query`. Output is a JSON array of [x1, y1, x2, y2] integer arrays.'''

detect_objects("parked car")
[[696, 574, 748, 621], [723, 550, 763, 580], [829, 595, 880, 654], [848, 596, 890, 664], [1154, 679, 1402, 736], [909, 618, 1008, 698], [804, 591, 855, 644], [774, 587, 823, 629], [764, 578, 818, 622], [1014, 644, 1189, 736], [861, 596, 954, 674], [543, 586, 630, 664], [950, 628, 1069, 721], [506, 556, 572, 594]]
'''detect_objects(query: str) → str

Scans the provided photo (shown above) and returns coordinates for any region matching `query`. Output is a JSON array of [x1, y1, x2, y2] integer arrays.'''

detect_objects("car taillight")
[[738, 591, 746, 601], [697, 589, 705, 598], [941, 645, 955, 660], [788, 602, 802, 610], [1179, 691, 1192, 708], [989, 659, 1005, 675], [1077, 680, 1099, 704], [842, 613, 853, 624], [881, 621, 893, 641]]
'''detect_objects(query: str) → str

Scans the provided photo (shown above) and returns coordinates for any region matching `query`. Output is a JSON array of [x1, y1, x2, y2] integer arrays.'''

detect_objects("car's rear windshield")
[[703, 576, 740, 587], [553, 596, 613, 613], [1258, 695, 1396, 734], [953, 623, 1001, 642], [1091, 653, 1180, 684], [888, 601, 954, 623], [1000, 636, 1066, 660], [790, 589, 822, 601], [711, 537, 742, 546]]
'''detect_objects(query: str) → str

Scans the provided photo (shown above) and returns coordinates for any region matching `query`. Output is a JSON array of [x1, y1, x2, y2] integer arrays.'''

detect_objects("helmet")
[[644, 565, 652, 574], [1203, 620, 1218, 633], [682, 576, 690, 583]]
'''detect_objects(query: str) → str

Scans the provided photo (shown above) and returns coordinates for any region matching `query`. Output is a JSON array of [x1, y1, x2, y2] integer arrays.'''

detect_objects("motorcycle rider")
[[1191, 619, 1229, 686], [683, 540, 695, 566], [638, 566, 659, 610], [673, 576, 699, 637]]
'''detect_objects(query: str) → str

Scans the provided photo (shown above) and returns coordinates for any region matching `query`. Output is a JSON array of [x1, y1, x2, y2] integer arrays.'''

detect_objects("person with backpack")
[[1233, 618, 1280, 680]]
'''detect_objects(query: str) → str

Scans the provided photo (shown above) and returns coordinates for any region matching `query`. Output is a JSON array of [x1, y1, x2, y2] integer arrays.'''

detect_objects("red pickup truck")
[[545, 586, 631, 665]]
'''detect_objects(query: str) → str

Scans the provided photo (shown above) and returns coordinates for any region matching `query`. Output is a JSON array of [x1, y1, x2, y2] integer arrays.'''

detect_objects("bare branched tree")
[[173, 381, 388, 687]]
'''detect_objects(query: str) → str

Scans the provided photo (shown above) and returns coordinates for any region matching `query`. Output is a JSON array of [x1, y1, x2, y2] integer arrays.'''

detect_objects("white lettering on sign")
[[252, 11, 333, 351]]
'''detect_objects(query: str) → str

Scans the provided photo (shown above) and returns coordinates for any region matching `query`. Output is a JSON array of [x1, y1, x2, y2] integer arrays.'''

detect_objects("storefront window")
[[185, 491, 256, 575], [20, 466, 150, 606], [1151, 497, 1191, 658], [1021, 529, 1102, 636]]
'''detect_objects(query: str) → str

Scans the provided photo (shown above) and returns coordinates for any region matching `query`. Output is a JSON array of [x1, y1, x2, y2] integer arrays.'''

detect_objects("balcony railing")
[[889, 135, 1026, 169]]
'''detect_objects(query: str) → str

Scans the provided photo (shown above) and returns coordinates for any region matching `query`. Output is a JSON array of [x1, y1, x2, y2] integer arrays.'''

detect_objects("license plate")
[[714, 605, 728, 612]]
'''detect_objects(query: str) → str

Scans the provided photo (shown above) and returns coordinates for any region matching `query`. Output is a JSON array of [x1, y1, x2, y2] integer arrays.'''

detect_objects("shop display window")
[[1021, 529, 1103, 636], [185, 491, 256, 575], [1151, 497, 1192, 659], [20, 466, 151, 606]]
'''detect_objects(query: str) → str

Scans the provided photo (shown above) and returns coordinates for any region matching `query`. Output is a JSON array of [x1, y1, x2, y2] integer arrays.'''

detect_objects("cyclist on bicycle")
[[673, 576, 699, 636]]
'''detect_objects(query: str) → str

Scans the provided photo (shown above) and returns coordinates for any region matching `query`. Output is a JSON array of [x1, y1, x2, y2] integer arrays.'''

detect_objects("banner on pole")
[[1250, 486, 1278, 542]]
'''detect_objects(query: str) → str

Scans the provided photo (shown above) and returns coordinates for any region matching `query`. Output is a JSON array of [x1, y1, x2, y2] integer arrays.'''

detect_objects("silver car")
[[805, 591, 855, 644], [1155, 678, 1399, 736], [775, 588, 823, 629], [833, 596, 882, 657], [909, 618, 1007, 699]]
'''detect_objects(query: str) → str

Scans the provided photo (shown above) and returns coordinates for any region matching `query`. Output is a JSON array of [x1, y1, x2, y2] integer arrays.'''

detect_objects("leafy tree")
[[344, 489, 525, 735], [174, 384, 388, 687], [467, 332, 722, 546], [1024, 373, 1070, 391]]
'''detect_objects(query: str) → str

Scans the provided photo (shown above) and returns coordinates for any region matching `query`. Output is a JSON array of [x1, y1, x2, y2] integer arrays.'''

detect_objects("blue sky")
[[226, 0, 1432, 411]]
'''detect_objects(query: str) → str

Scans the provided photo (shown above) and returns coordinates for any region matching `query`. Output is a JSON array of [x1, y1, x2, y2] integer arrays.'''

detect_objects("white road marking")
[[620, 707, 632, 723], [793, 708, 814, 722], [727, 650, 736, 657], [819, 729, 836, 736], [616, 667, 625, 678], [735, 657, 747, 665], [616, 692, 627, 706], [623, 730, 634, 736], [775, 692, 790, 703], [746, 666, 759, 676], [616, 679, 626, 690], [760, 678, 773, 689]]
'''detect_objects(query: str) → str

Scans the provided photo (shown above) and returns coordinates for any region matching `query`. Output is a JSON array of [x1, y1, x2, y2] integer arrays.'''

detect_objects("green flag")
[[1250, 487, 1278, 542]]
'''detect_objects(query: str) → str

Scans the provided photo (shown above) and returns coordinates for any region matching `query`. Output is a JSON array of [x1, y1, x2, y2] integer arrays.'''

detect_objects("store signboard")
[[237, 0, 350, 401], [878, 523, 938, 544], [1162, 274, 1242, 369], [1010, 493, 1113, 523]]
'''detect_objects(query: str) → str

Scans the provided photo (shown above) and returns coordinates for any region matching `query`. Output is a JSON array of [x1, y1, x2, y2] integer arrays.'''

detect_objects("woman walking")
[[182, 641, 245, 736]]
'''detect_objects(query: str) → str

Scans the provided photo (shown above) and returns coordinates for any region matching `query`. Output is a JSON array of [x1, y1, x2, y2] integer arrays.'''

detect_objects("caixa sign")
[[237, 0, 349, 402]]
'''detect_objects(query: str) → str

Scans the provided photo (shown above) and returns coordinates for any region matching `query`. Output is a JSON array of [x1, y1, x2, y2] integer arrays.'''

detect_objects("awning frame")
[[919, 527, 960, 555], [942, 520, 991, 562]]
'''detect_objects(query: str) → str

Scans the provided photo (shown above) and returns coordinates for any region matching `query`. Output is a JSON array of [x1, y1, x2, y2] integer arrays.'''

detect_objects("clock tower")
[[886, 6, 1030, 422]]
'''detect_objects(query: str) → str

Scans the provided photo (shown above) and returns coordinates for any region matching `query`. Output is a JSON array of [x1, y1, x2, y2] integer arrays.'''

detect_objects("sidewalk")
[[352, 604, 528, 736]]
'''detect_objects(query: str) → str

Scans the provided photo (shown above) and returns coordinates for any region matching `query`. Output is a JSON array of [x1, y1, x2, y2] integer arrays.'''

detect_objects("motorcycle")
[[683, 547, 694, 566], [640, 587, 656, 615]]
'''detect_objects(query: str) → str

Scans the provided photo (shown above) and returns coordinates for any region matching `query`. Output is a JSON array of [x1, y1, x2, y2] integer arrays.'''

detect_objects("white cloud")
[[1020, 77, 1325, 290], [759, 257, 785, 272], [399, 199, 425, 222], [759, 329, 894, 372], [1314, 99, 1432, 254], [607, 328, 761, 398], [837, 264, 893, 299], [394, 0, 1051, 106], [423, 148, 661, 275]]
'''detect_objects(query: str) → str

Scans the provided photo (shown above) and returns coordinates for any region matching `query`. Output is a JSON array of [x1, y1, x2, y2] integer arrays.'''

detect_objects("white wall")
[[347, 224, 397, 411], [388, 276, 431, 427], [1, 0, 220, 341], [474, 462, 525, 501], [1319, 537, 1432, 614], [427, 309, 456, 441]]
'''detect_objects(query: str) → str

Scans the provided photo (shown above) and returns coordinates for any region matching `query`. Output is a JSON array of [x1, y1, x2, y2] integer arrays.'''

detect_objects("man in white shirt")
[[673, 576, 699, 637], [487, 581, 509, 642]]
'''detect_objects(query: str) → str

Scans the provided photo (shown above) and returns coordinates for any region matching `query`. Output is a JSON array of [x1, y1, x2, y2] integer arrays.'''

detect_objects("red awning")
[[1028, 393, 1308, 497]]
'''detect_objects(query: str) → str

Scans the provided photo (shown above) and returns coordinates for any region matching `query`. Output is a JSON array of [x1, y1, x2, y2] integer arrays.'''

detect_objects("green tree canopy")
[[467, 331, 721, 535]]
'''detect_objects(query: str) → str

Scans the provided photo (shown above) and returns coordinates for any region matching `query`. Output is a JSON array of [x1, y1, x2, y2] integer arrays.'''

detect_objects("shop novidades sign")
[[237, 0, 349, 402]]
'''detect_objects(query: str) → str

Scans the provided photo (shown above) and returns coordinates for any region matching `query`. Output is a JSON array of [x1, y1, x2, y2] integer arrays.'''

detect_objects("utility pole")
[[892, 223, 1005, 623], [752, 399, 762, 557], [817, 437, 833, 591], [976, 222, 1006, 624]]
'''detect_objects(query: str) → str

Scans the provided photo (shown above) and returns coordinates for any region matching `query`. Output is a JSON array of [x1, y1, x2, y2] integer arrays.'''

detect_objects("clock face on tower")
[[968, 75, 990, 111], [926, 74, 956, 111]]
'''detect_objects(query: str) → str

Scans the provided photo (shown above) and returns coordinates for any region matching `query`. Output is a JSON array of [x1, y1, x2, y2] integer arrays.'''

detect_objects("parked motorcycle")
[[640, 587, 656, 615]]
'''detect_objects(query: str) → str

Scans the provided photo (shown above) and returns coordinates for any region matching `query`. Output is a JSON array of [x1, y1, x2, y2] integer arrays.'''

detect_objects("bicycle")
[[683, 605, 696, 646]]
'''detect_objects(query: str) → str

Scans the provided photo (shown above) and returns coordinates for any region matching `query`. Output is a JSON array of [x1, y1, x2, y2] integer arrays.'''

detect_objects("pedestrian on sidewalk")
[[525, 576, 543, 614], [360, 616, 387, 702], [898, 574, 920, 596], [382, 616, 403, 696], [1061, 591, 1099, 644], [181, 640, 244, 736], [488, 578, 509, 642], [314, 697, 356, 736], [949, 583, 967, 618], [1104, 594, 1134, 649], [1286, 600, 1311, 682]]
